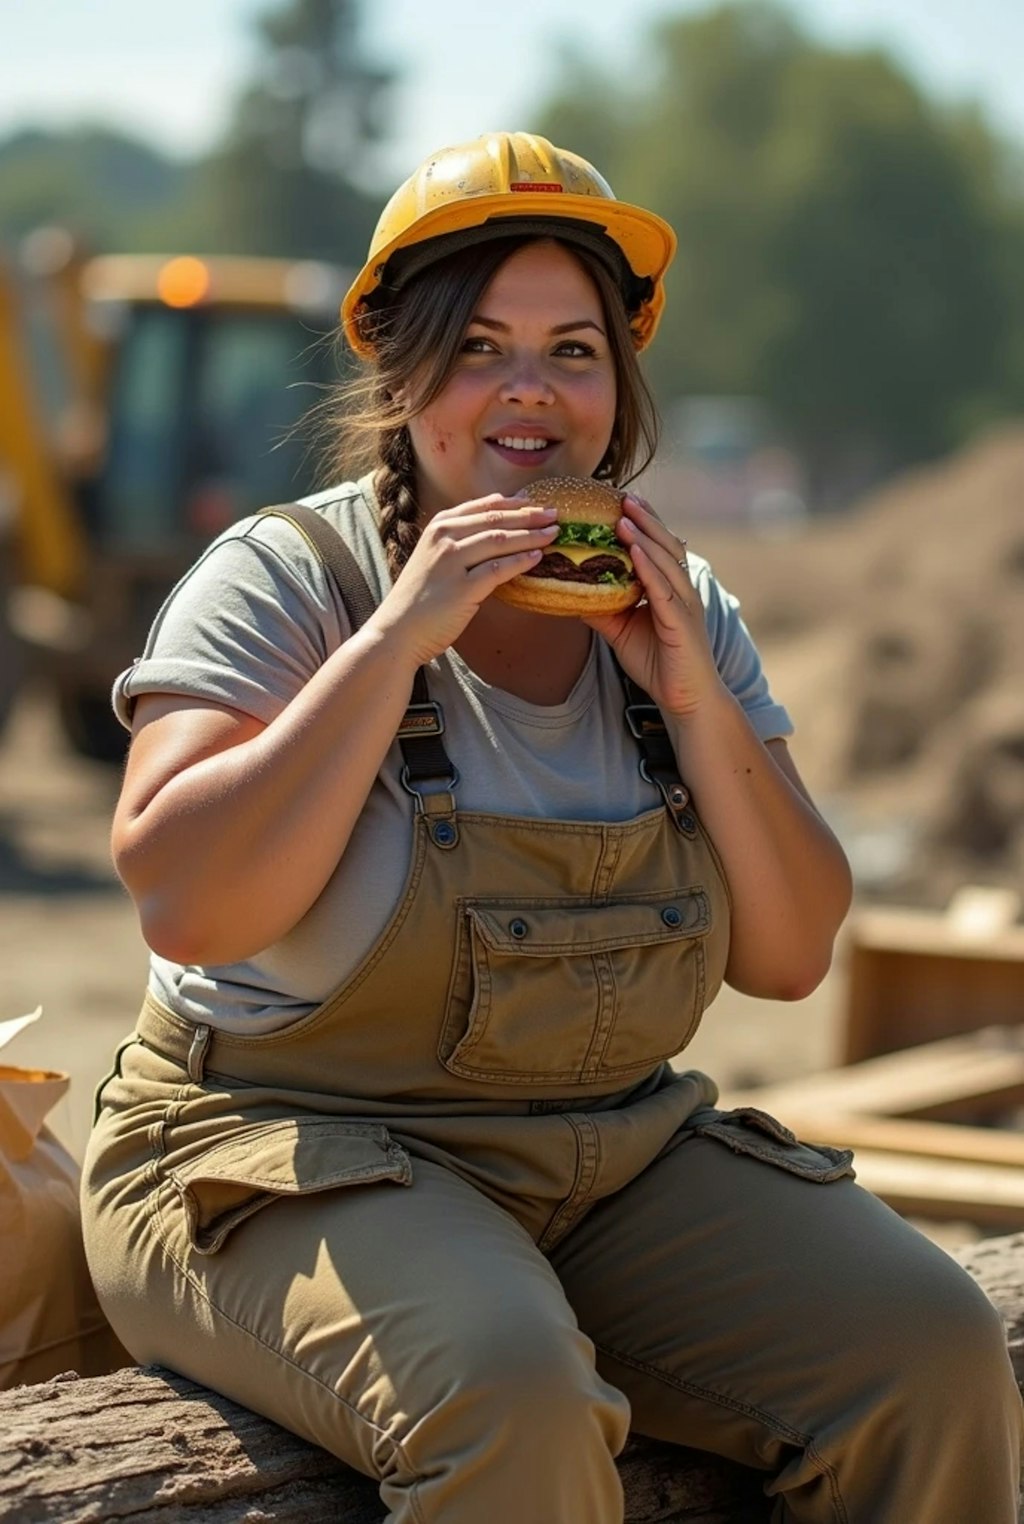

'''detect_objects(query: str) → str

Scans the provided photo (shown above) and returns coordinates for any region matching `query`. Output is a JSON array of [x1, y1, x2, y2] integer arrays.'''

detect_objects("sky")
[[1, 0, 1023, 186]]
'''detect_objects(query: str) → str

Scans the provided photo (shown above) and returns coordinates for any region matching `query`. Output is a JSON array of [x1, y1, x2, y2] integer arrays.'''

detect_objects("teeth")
[[496, 436, 549, 451]]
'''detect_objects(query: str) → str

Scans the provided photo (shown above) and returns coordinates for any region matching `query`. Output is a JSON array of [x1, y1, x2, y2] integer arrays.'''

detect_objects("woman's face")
[[407, 239, 618, 518]]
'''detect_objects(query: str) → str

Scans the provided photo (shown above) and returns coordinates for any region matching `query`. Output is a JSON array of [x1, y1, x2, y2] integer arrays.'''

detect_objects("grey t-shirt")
[[114, 474, 793, 1033]]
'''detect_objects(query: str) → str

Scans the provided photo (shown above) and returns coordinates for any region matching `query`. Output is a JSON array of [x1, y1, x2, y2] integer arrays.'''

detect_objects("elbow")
[[134, 888, 285, 966], [120, 871, 242, 965], [725, 943, 837, 1003], [771, 955, 834, 1003], [135, 895, 216, 966]]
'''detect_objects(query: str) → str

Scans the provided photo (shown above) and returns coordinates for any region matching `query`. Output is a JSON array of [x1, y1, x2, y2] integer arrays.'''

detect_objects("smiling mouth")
[[487, 435, 558, 454]]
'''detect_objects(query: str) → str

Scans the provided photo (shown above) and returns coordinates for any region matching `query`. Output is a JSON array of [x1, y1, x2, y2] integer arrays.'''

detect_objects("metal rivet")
[[679, 812, 696, 832], [662, 906, 683, 928], [509, 918, 528, 939], [431, 821, 457, 846]]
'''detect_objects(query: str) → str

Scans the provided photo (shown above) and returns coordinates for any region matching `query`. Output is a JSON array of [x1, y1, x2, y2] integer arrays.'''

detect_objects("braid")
[[376, 426, 420, 580]]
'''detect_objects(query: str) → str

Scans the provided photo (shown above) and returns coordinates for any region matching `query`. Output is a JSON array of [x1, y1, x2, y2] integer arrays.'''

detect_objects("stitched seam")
[[539, 1116, 600, 1252], [806, 1441, 849, 1523], [597, 1342, 848, 1523], [536, 1115, 588, 1250]]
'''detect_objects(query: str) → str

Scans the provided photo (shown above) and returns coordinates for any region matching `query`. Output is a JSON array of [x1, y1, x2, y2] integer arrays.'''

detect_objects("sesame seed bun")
[[493, 476, 641, 617]]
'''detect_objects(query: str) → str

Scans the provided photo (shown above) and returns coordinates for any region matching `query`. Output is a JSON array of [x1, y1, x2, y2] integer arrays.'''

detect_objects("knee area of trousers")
[[880, 1262, 1015, 1403], [434, 1318, 623, 1444]]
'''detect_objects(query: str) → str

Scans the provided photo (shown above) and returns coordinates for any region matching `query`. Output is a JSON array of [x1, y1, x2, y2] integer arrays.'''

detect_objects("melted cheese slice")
[[548, 543, 631, 567]]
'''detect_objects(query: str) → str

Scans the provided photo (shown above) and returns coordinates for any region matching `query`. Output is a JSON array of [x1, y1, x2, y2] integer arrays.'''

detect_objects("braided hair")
[[376, 425, 420, 582]]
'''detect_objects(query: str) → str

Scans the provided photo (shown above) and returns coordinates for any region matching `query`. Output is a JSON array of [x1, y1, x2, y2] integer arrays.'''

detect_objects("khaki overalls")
[[82, 523, 1022, 1524]]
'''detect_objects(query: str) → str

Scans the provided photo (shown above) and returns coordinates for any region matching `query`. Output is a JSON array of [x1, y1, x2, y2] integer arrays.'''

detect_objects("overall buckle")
[[397, 701, 445, 739], [624, 702, 666, 740]]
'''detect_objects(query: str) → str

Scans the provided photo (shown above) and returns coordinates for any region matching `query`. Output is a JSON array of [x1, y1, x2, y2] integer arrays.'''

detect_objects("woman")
[[82, 133, 1021, 1523]]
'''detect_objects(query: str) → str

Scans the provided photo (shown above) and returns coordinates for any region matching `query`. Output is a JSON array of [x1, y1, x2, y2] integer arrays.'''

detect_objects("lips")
[[485, 430, 560, 466]]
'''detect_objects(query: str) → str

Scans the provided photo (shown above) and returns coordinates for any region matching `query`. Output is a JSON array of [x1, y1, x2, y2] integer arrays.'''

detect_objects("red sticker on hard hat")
[[510, 182, 563, 192]]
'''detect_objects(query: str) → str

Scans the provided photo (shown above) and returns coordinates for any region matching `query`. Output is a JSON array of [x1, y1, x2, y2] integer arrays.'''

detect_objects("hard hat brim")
[[341, 191, 676, 357]]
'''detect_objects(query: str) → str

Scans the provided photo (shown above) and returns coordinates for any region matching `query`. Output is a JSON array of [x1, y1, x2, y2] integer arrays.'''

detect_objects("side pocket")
[[687, 1105, 855, 1183], [166, 1118, 412, 1254]]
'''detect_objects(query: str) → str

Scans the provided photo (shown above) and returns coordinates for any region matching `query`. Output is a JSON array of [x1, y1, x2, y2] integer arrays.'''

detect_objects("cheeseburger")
[[494, 476, 641, 618]]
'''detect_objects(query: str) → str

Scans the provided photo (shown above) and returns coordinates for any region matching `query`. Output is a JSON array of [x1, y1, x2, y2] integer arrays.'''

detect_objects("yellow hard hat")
[[342, 132, 676, 358]]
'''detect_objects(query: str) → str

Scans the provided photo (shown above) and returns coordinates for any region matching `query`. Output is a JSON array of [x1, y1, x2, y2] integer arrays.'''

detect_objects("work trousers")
[[84, 1049, 1022, 1524]]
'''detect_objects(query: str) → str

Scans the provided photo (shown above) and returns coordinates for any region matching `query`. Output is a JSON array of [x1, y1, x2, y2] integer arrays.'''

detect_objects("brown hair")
[[320, 235, 660, 580]]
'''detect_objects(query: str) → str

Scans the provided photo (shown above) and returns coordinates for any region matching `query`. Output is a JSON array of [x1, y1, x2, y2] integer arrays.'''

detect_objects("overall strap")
[[257, 505, 459, 823], [616, 663, 695, 833]]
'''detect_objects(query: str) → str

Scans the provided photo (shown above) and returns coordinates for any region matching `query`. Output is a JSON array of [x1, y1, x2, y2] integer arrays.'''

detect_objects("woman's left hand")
[[583, 493, 723, 718]]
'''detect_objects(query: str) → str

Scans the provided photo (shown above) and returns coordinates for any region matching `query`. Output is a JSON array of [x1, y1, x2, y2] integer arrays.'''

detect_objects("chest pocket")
[[439, 893, 711, 1086]]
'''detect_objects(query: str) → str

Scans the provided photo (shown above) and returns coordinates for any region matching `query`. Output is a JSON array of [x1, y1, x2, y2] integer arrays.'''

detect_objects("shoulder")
[[229, 473, 391, 606]]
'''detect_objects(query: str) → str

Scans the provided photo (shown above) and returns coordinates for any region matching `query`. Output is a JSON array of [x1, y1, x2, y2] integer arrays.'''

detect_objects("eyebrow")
[[469, 316, 606, 337]]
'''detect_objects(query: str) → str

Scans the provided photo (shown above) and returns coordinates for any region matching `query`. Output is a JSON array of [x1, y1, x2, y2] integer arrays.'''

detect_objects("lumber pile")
[[722, 1025, 1024, 1227]]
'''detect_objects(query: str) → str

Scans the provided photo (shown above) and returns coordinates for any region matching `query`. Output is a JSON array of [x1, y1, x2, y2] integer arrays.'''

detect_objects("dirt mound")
[[666, 423, 1024, 909]]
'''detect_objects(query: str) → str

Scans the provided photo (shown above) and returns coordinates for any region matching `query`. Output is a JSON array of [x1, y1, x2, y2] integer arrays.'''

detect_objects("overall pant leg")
[[85, 1124, 630, 1524], [550, 1131, 1023, 1524]]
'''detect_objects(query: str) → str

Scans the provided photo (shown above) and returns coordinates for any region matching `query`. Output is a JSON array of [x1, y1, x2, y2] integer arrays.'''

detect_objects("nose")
[[499, 356, 555, 406]]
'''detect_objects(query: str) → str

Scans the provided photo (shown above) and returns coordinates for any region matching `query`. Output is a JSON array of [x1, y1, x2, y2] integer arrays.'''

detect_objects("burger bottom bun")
[[492, 572, 643, 618]]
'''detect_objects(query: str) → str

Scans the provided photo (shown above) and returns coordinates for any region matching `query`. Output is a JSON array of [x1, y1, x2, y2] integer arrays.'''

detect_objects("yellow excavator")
[[1, 235, 349, 758], [0, 234, 92, 735]]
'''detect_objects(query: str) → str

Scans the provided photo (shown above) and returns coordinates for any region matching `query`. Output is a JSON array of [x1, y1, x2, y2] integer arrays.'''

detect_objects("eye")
[[554, 340, 597, 358], [460, 335, 497, 355]]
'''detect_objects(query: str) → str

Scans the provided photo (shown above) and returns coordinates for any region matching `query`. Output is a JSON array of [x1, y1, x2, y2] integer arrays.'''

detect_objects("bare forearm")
[[667, 691, 852, 999], [116, 624, 420, 964]]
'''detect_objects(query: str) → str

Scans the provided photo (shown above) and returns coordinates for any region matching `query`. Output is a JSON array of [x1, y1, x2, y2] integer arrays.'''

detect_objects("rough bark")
[[0, 1365, 769, 1524], [2, 1235, 1023, 1524]]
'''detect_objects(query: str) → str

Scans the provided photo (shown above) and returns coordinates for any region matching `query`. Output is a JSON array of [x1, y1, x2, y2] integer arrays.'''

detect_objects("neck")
[[454, 602, 592, 706]]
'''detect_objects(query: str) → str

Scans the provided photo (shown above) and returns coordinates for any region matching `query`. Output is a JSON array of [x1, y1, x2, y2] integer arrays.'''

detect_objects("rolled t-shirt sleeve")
[[112, 517, 350, 730], [692, 557, 793, 742]]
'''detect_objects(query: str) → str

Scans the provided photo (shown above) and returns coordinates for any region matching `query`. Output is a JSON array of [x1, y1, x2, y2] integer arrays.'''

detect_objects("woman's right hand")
[[369, 495, 560, 666]]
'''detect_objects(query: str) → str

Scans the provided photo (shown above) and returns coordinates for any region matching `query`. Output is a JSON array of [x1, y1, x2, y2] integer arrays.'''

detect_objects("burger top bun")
[[492, 474, 642, 618], [521, 475, 625, 526]]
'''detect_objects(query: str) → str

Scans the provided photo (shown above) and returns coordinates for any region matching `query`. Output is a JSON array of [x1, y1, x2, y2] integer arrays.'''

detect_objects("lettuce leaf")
[[553, 522, 620, 550]]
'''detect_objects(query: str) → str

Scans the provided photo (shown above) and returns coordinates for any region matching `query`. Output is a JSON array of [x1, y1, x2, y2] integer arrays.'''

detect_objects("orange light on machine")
[[157, 256, 211, 308]]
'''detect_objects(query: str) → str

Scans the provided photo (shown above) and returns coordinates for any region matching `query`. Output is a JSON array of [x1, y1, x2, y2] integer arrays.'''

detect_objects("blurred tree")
[[538, 1, 1017, 503], [186, 0, 392, 266], [0, 128, 187, 250], [0, 0, 393, 268]]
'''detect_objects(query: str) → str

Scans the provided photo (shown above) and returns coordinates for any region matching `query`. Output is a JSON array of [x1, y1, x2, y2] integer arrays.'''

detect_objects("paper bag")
[[0, 1009, 128, 1388]]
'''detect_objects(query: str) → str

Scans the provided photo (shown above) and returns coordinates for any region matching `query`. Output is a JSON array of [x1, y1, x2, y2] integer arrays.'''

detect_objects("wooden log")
[[0, 1365, 772, 1524], [5, 1238, 1023, 1523]]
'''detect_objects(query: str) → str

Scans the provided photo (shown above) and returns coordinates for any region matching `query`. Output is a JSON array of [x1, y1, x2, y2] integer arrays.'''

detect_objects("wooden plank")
[[840, 908, 1024, 1062], [725, 1027, 1024, 1121], [714, 1106, 1024, 1170], [846, 906, 1024, 961], [846, 1149, 1024, 1229]]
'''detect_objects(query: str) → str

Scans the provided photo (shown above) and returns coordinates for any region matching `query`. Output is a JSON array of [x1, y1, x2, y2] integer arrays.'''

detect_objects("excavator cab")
[[8, 250, 348, 759]]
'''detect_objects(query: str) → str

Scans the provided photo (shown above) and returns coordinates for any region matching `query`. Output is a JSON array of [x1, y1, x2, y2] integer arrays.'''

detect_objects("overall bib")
[[82, 518, 1022, 1524]]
